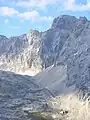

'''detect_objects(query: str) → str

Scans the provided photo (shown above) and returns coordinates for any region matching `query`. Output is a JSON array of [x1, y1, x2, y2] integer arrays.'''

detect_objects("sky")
[[0, 0, 90, 37]]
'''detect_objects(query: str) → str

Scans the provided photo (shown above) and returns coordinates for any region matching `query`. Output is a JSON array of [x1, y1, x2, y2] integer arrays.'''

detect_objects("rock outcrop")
[[0, 70, 54, 119]]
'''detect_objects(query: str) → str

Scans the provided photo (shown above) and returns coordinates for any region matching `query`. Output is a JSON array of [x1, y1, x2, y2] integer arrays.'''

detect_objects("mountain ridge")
[[0, 15, 90, 95]]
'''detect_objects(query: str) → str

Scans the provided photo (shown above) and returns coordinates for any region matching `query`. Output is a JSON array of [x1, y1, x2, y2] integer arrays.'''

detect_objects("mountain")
[[33, 15, 90, 96], [0, 15, 90, 119], [0, 15, 90, 96]]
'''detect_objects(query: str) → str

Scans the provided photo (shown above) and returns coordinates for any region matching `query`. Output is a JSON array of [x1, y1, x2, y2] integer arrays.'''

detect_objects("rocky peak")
[[0, 35, 8, 40], [51, 15, 77, 30], [27, 29, 41, 45], [79, 16, 88, 24], [51, 15, 89, 32]]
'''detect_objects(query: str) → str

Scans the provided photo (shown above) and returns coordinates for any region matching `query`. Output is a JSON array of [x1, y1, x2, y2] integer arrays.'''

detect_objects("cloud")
[[16, 0, 90, 11], [18, 11, 39, 21], [1, 0, 90, 13], [18, 10, 53, 22], [40, 16, 53, 22], [0, 7, 19, 16], [16, 0, 61, 8], [1, 0, 90, 25], [19, 0, 90, 12], [0, 5, 53, 23], [64, 0, 90, 11]]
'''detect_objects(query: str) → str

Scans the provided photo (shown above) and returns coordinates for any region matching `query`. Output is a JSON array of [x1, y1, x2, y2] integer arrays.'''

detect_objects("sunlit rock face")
[[0, 31, 43, 75], [0, 15, 90, 95]]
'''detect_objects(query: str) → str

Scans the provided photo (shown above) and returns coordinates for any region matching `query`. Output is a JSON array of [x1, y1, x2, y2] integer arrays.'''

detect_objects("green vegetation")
[[24, 111, 54, 120]]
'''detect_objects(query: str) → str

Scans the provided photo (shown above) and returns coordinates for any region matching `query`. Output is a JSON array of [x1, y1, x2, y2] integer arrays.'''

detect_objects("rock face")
[[0, 31, 42, 75], [0, 15, 90, 95], [34, 15, 90, 96], [0, 70, 53, 119]]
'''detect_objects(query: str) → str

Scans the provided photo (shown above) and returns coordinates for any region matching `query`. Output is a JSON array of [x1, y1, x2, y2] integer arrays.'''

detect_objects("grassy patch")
[[24, 111, 54, 120]]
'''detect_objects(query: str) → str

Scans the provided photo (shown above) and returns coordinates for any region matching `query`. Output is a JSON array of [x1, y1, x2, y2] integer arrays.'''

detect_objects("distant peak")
[[59, 15, 77, 19], [0, 35, 8, 39], [79, 16, 87, 24], [79, 16, 87, 20], [27, 29, 40, 38], [51, 15, 77, 29], [51, 15, 88, 30]]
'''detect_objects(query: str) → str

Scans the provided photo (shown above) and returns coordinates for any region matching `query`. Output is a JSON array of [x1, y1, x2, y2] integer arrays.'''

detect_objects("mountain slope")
[[0, 71, 54, 119], [34, 65, 68, 95]]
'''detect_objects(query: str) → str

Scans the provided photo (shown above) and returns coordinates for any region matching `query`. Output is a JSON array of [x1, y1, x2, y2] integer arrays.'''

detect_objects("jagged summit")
[[51, 15, 89, 30], [79, 16, 87, 22], [51, 15, 77, 29]]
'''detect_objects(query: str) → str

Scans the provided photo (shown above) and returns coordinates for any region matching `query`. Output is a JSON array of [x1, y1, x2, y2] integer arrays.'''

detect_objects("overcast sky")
[[0, 0, 90, 37]]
